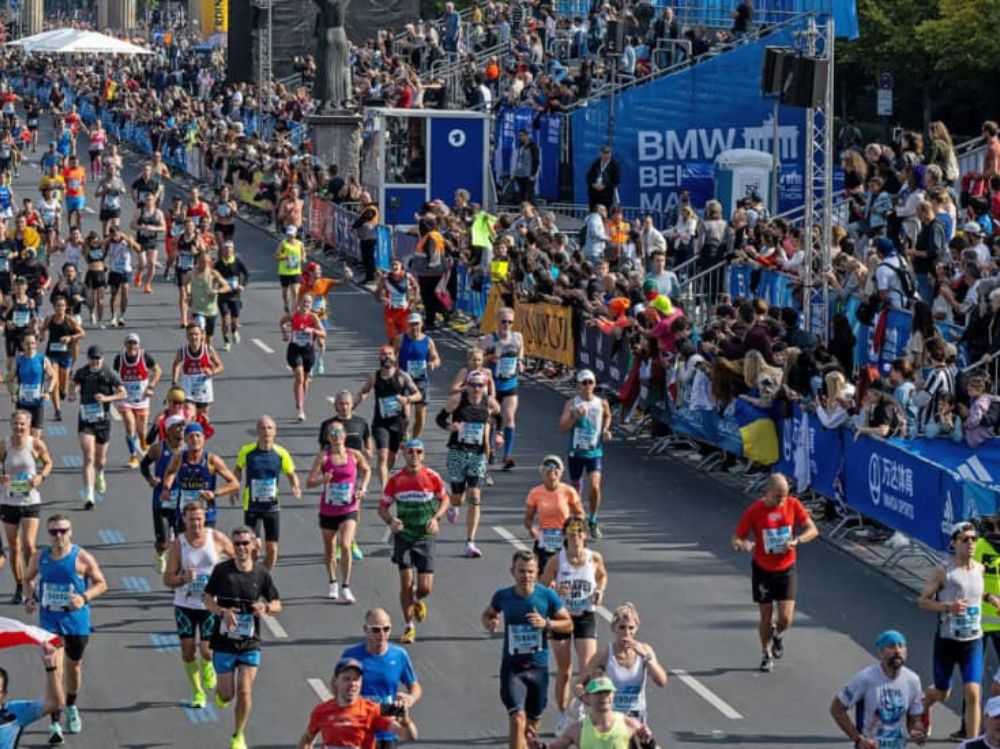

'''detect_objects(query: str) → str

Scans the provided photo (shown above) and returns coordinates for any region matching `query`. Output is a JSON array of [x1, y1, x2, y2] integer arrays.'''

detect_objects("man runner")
[[393, 312, 441, 440], [162, 423, 240, 531], [114, 332, 162, 467], [140, 414, 185, 572], [558, 369, 612, 539]]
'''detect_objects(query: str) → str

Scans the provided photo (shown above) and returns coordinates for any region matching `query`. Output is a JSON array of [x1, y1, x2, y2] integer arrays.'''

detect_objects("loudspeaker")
[[227, 0, 253, 82], [782, 55, 828, 109], [761, 47, 792, 96], [605, 20, 625, 55]]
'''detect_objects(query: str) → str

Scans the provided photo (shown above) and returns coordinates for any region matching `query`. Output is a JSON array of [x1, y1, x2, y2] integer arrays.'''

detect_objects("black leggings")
[[417, 274, 444, 328]]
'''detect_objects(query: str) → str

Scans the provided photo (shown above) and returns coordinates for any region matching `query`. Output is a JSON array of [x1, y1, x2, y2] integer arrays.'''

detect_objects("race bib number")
[[558, 578, 593, 615], [178, 253, 194, 271], [170, 224, 184, 237], [0, 257, 8, 272], [498, 356, 518, 378], [291, 330, 312, 347], [160, 486, 180, 509], [18, 383, 41, 402], [217, 204, 230, 217], [188, 375, 208, 398], [310, 297, 325, 312], [12, 309, 30, 327], [407, 360, 427, 379], [389, 289, 407, 309], [49, 342, 68, 353], [113, 255, 128, 272], [41, 583, 72, 610], [81, 402, 106, 422], [285, 253, 300, 270], [227, 277, 239, 291], [104, 193, 120, 210], [88, 249, 104, 262], [460, 421, 485, 445], [874, 724, 906, 749], [379, 396, 402, 418], [572, 425, 599, 452], [613, 685, 642, 714], [8, 472, 31, 497], [540, 528, 563, 552], [327, 482, 353, 506], [186, 573, 209, 599], [251, 478, 277, 503], [507, 624, 542, 656], [223, 612, 255, 639], [945, 606, 982, 640], [180, 488, 203, 504], [762, 525, 792, 555], [124, 381, 146, 402]]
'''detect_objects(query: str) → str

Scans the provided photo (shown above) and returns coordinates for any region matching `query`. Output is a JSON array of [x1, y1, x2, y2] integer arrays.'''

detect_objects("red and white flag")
[[0, 618, 61, 650]]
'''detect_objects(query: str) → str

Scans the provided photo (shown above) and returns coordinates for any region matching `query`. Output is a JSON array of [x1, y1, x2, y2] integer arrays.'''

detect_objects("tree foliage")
[[915, 0, 1000, 78]]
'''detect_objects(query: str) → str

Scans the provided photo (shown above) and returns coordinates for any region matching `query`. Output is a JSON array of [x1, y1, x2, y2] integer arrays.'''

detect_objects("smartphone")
[[380, 702, 405, 718]]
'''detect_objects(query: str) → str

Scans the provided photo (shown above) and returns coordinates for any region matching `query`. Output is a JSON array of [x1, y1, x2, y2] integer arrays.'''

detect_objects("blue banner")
[[571, 25, 808, 216], [775, 404, 842, 498], [493, 107, 562, 201]]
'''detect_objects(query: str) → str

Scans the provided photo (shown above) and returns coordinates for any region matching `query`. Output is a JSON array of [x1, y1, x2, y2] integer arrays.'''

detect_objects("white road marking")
[[382, 526, 393, 544], [261, 614, 288, 639], [252, 338, 274, 354], [670, 668, 743, 720], [490, 525, 740, 719], [307, 677, 333, 701], [83, 207, 95, 214]]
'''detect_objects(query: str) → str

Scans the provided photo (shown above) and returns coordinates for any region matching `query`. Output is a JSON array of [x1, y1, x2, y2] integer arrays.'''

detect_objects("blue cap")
[[334, 657, 364, 676], [875, 237, 896, 256], [183, 423, 204, 436], [874, 630, 906, 650], [403, 439, 424, 451]]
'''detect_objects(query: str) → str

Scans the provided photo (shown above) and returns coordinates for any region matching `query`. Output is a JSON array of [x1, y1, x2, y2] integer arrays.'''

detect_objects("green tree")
[[916, 0, 1000, 78]]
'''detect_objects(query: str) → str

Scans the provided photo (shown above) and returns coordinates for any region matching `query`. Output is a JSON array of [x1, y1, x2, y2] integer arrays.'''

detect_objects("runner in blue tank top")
[[393, 312, 441, 440], [162, 423, 239, 531], [139, 415, 186, 572]]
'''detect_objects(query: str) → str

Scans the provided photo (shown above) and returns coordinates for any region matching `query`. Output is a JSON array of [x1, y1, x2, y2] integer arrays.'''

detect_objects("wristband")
[[45, 666, 56, 673]]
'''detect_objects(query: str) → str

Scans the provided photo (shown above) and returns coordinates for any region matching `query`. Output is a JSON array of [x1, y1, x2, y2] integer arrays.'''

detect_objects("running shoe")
[[10, 589, 22, 605], [229, 732, 247, 749], [316, 358, 325, 375], [759, 653, 774, 673], [110, 316, 119, 328], [351, 542, 363, 561], [234, 331, 241, 345], [413, 599, 427, 623], [327, 581, 339, 600], [133, 271, 142, 287], [588, 521, 603, 540], [128, 455, 139, 469], [83, 497, 95, 511], [201, 659, 217, 691], [464, 542, 483, 559], [485, 473, 494, 487], [222, 340, 231, 352], [771, 630, 784, 659], [341, 586, 356, 604], [446, 506, 459, 524], [65, 706, 81, 734], [502, 457, 516, 471], [297, 410, 306, 422], [53, 407, 61, 421], [154, 550, 167, 574], [188, 690, 206, 709], [48, 721, 64, 745], [214, 691, 230, 709], [400, 624, 417, 644], [555, 711, 568, 737], [143, 284, 152, 294], [95, 472, 106, 493]]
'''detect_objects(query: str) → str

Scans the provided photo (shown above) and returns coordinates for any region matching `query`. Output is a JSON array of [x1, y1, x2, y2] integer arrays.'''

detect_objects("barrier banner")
[[480, 289, 575, 366], [775, 404, 843, 498], [375, 226, 393, 271], [453, 265, 490, 318], [728, 265, 752, 300]]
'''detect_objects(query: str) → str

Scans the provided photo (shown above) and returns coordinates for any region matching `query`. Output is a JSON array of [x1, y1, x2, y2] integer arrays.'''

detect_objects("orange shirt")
[[306, 698, 392, 748], [526, 482, 583, 530], [62, 166, 86, 198]]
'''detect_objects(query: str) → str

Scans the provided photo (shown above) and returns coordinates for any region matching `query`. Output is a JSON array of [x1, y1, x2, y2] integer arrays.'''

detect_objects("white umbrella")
[[5, 29, 74, 47], [13, 29, 153, 56]]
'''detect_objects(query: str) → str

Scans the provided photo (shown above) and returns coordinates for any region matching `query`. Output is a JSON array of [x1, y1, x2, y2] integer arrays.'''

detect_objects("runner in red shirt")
[[731, 472, 818, 673], [296, 658, 417, 749]]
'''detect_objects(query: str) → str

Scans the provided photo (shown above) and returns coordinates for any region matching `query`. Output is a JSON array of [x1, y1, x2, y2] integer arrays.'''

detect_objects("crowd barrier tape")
[[481, 286, 577, 367]]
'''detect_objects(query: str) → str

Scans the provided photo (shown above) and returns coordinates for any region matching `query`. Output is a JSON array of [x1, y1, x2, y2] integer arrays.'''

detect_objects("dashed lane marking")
[[252, 338, 274, 354], [307, 678, 333, 701]]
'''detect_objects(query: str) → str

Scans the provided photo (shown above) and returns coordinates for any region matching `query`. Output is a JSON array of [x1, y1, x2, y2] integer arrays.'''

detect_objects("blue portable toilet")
[[713, 149, 773, 219]]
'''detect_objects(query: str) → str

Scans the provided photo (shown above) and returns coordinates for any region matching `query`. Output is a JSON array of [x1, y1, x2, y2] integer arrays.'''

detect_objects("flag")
[[733, 398, 779, 466], [0, 618, 61, 650], [792, 409, 812, 490]]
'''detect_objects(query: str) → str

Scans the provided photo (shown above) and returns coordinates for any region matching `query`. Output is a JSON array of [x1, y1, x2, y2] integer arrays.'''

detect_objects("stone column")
[[119, 0, 137, 31], [97, 0, 110, 31], [21, 0, 42, 36], [308, 110, 363, 179]]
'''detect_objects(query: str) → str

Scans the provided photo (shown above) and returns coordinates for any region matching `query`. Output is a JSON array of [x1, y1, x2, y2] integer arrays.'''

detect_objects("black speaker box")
[[761, 46, 792, 96], [605, 20, 625, 55], [782, 55, 828, 109]]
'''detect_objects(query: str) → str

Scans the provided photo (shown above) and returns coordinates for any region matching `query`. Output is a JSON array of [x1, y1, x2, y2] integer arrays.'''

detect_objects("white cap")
[[963, 221, 983, 235], [576, 369, 596, 383], [165, 415, 186, 429], [950, 521, 976, 539]]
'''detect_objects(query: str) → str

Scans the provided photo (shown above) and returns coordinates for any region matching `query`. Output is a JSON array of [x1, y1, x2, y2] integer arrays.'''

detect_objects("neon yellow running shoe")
[[201, 659, 217, 691]]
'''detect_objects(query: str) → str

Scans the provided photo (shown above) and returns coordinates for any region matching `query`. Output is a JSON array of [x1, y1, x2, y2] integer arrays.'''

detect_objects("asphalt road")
[[0, 114, 967, 748]]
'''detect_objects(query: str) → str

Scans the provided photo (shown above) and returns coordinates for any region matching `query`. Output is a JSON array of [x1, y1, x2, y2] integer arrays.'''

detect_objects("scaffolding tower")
[[254, 0, 273, 127]]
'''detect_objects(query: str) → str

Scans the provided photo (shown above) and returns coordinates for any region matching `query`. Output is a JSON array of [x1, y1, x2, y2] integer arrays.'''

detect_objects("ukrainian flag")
[[733, 396, 780, 466]]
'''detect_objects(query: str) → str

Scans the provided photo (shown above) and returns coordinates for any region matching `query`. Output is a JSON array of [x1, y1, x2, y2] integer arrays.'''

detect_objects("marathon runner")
[[103, 226, 140, 328], [83, 230, 107, 327], [60, 155, 85, 230], [38, 188, 61, 242], [830, 629, 926, 749], [527, 676, 658, 749], [450, 346, 496, 396], [394, 311, 441, 440], [0, 223, 16, 305], [235, 416, 301, 570], [164, 196, 186, 276], [131, 163, 164, 210], [23, 515, 107, 744], [577, 602, 668, 726], [4, 276, 37, 370], [437, 369, 500, 558], [0, 410, 52, 604], [480, 306, 524, 471], [141, 414, 185, 572], [41, 296, 84, 420], [162, 423, 240, 531], [523, 456, 584, 572], [306, 419, 371, 602], [185, 188, 213, 241], [189, 251, 231, 347], [163, 500, 235, 709], [171, 323, 224, 416], [168, 219, 206, 327], [0, 641, 64, 747], [340, 607, 423, 738], [212, 185, 238, 251], [919, 521, 997, 740], [113, 333, 162, 467], [202, 525, 282, 749], [9, 333, 55, 438], [296, 657, 418, 749], [379, 258, 418, 343], [559, 369, 612, 539], [215, 240, 248, 352], [94, 162, 126, 237], [274, 225, 303, 314], [129, 192, 165, 294], [731, 472, 818, 673], [279, 293, 325, 422], [378, 439, 449, 644], [539, 516, 608, 734], [356, 346, 422, 488], [83, 120, 107, 181], [483, 549, 572, 749], [69, 345, 126, 510]]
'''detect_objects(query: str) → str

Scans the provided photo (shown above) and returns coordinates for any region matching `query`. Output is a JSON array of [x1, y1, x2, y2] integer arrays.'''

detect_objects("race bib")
[[874, 724, 906, 749], [49, 342, 68, 353], [559, 578, 593, 614], [251, 478, 277, 503], [124, 381, 146, 402], [310, 297, 325, 312], [186, 573, 209, 599], [389, 289, 407, 309], [407, 360, 427, 379], [291, 330, 312, 347], [104, 193, 120, 210], [285, 253, 300, 270], [217, 204, 230, 217], [18, 383, 41, 402], [180, 488, 203, 504], [762, 525, 792, 555], [12, 309, 30, 327], [8, 472, 31, 497], [88, 249, 104, 262], [507, 623, 542, 656], [188, 375, 207, 398], [379, 396, 402, 418], [327, 482, 353, 506], [945, 605, 982, 640], [613, 685, 642, 714], [113, 255, 128, 272], [41, 583, 72, 610], [498, 356, 518, 378], [223, 612, 255, 639], [460, 421, 485, 445], [227, 277, 239, 291], [170, 224, 184, 237], [81, 402, 106, 422], [573, 424, 599, 452], [160, 486, 180, 509], [540, 528, 563, 552], [178, 253, 194, 271], [0, 257, 8, 272]]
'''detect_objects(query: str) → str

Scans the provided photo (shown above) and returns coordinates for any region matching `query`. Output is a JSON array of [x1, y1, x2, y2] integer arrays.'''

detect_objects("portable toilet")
[[713, 149, 774, 218]]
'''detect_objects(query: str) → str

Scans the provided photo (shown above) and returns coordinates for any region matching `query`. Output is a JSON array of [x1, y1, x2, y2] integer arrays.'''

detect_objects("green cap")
[[585, 677, 616, 695], [642, 279, 658, 294]]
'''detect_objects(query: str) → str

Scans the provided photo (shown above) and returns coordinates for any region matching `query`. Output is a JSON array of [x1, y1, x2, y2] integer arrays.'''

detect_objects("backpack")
[[879, 257, 918, 305]]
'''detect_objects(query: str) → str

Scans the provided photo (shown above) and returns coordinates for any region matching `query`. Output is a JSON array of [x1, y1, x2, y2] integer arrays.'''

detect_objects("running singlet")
[[320, 450, 359, 516], [117, 349, 152, 408], [173, 533, 219, 610], [62, 167, 85, 198], [14, 353, 44, 406], [176, 450, 218, 523], [0, 701, 46, 749], [569, 396, 605, 458], [38, 545, 90, 635], [179, 344, 214, 404], [236, 442, 295, 512], [555, 548, 597, 616], [488, 333, 520, 392], [288, 312, 316, 349], [398, 334, 430, 384]]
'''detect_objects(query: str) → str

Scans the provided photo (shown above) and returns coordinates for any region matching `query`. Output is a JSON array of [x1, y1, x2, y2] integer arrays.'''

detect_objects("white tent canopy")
[[7, 29, 153, 56]]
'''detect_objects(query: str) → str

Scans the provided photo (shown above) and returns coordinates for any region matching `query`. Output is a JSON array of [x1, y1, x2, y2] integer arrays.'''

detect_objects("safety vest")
[[975, 537, 1000, 631]]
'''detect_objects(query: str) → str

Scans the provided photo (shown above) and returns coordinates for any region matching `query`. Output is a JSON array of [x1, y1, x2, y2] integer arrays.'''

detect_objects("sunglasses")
[[468, 383, 485, 389], [959, 535, 978, 543], [500, 320, 514, 325], [564, 524, 587, 535], [542, 462, 561, 471], [88, 356, 102, 361], [406, 448, 424, 455], [367, 625, 391, 633], [233, 540, 252, 547], [328, 429, 346, 436], [48, 527, 70, 536]]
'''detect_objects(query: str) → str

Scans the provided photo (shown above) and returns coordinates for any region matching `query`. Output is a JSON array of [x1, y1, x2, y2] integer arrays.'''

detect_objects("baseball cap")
[[874, 629, 906, 650], [86, 344, 103, 359], [642, 279, 658, 294], [183, 423, 204, 436], [125, 333, 140, 344], [165, 415, 186, 429], [407, 312, 423, 324], [950, 521, 977, 539], [167, 387, 187, 404], [576, 369, 596, 384], [585, 677, 616, 694], [403, 438, 424, 451], [963, 221, 984, 235], [285, 225, 297, 236], [466, 370, 486, 384], [986, 696, 1000, 718], [334, 657, 364, 676], [539, 454, 563, 471], [874, 236, 896, 255]]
